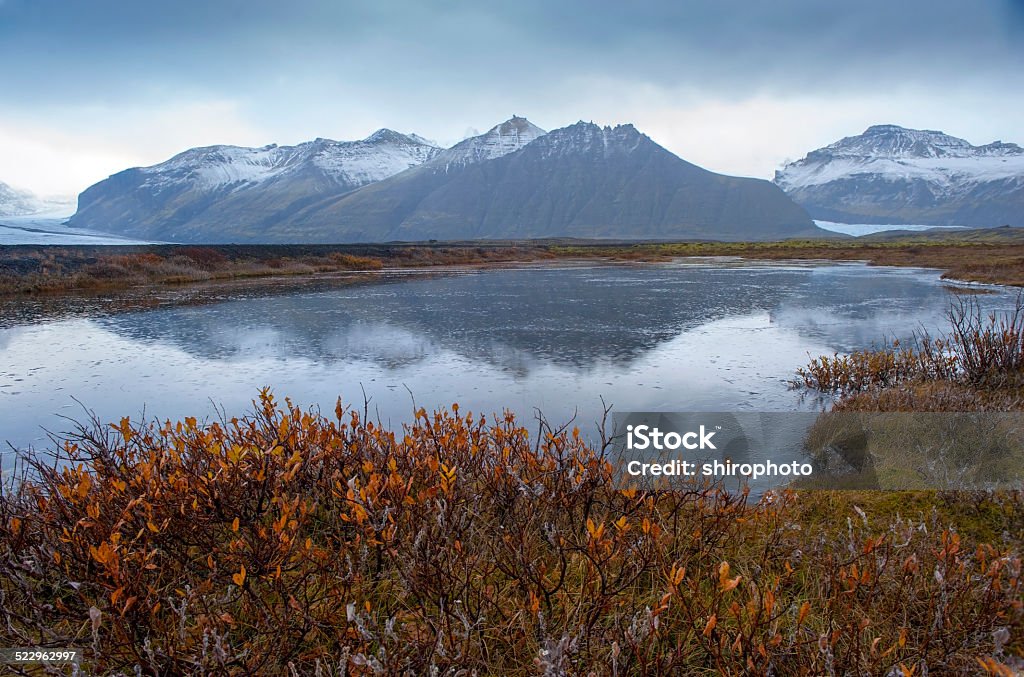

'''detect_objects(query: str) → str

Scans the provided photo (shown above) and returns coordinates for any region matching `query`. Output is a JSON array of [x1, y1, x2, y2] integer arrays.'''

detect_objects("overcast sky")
[[2, 0, 1023, 196]]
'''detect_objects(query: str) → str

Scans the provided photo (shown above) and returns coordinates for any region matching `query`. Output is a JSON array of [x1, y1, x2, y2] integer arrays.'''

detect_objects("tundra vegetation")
[[0, 244, 552, 295], [3, 231, 1024, 296], [0, 392, 1021, 674], [2, 239, 1024, 673]]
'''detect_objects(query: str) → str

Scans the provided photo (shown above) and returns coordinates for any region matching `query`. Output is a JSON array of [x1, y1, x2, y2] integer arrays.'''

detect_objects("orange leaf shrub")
[[0, 391, 1021, 674]]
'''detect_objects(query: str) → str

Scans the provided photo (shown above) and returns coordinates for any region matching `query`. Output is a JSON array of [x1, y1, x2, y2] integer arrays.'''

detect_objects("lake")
[[0, 259, 1018, 455]]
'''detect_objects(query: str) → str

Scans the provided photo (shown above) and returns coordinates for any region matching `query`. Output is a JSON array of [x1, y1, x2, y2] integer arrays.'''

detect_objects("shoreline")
[[4, 237, 1024, 298]]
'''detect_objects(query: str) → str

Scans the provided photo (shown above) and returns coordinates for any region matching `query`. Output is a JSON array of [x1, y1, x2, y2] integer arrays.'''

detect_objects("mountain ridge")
[[775, 124, 1024, 227], [70, 130, 441, 240], [231, 119, 822, 242], [69, 116, 824, 242]]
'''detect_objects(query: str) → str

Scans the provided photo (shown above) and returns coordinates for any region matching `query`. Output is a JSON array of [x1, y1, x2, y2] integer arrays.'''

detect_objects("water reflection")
[[0, 261, 1017, 452], [93, 264, 981, 369]]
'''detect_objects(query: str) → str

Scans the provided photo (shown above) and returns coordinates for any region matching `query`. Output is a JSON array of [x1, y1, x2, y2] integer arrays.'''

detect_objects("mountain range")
[[774, 125, 1024, 227], [68, 117, 824, 243], [68, 118, 1021, 242]]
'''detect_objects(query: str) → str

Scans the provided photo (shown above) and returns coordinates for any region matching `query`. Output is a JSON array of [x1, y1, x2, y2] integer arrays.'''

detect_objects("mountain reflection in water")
[[1, 261, 1017, 453]]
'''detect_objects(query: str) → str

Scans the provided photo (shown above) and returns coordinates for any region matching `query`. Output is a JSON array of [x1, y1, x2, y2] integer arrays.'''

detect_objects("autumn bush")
[[179, 247, 229, 269], [798, 295, 1024, 410], [1, 392, 1021, 675], [327, 253, 385, 270]]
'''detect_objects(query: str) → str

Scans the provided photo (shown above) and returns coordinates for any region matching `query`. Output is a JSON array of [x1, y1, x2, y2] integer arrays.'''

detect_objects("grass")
[[0, 244, 557, 296], [4, 234, 1024, 297], [1, 392, 1020, 674], [552, 238, 1024, 287]]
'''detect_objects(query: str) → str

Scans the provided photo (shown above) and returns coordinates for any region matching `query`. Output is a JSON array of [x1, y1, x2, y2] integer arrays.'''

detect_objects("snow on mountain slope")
[[432, 116, 546, 169], [776, 125, 1024, 194], [69, 129, 441, 239], [288, 119, 821, 243], [532, 122, 648, 160], [139, 129, 441, 193], [0, 181, 40, 216], [0, 181, 75, 217], [774, 125, 1024, 226], [311, 129, 441, 185]]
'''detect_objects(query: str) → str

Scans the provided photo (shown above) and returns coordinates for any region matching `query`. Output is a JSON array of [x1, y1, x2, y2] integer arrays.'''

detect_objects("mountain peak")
[[541, 121, 649, 154], [484, 115, 546, 143], [433, 116, 547, 167], [820, 125, 998, 160], [561, 121, 640, 134], [864, 124, 924, 134], [493, 115, 540, 135], [364, 128, 435, 146]]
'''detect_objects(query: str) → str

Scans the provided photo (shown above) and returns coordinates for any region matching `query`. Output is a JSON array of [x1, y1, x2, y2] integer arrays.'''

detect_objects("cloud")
[[3, 0, 1022, 106], [0, 1, 1021, 194]]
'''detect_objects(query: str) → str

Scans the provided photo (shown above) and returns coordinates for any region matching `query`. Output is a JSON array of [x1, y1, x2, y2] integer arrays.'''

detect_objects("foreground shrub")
[[1, 392, 1021, 674]]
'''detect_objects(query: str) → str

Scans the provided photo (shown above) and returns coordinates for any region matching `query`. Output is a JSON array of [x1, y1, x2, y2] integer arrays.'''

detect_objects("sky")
[[2, 0, 1023, 197]]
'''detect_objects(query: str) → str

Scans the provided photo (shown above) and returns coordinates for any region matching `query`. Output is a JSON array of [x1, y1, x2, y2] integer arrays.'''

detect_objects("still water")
[[0, 260, 1018, 453]]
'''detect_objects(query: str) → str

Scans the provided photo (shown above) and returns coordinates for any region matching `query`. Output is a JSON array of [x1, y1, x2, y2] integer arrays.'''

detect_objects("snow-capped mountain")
[[0, 181, 75, 217], [68, 115, 824, 243], [136, 129, 439, 193], [69, 130, 440, 239], [223, 119, 820, 242], [774, 125, 1024, 227], [431, 116, 546, 169]]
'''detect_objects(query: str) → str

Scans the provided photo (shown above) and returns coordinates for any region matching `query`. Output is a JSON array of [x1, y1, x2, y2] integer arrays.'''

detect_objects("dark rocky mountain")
[[278, 120, 821, 242], [69, 117, 824, 242], [775, 124, 1024, 227]]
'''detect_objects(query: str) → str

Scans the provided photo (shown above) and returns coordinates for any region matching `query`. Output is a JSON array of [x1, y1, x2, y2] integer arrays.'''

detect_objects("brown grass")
[[0, 244, 557, 296], [554, 240, 1024, 287], [3, 237, 1024, 298]]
